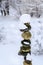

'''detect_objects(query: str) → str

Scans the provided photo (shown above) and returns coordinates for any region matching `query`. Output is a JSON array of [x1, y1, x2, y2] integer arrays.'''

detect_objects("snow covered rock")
[[20, 14, 31, 23], [19, 14, 31, 29]]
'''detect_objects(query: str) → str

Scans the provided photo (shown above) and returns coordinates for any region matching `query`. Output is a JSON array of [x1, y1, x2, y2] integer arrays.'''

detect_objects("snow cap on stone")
[[20, 14, 31, 23]]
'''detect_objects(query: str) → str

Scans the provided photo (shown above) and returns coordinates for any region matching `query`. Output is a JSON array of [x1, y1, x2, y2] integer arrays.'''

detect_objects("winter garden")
[[0, 0, 43, 65]]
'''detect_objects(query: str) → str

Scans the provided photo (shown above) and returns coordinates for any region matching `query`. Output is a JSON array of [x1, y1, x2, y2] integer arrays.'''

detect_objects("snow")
[[20, 14, 31, 23], [0, 7, 43, 65], [0, 16, 22, 65]]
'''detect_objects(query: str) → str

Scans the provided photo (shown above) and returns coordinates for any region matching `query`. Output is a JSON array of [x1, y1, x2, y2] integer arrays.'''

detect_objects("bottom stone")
[[23, 60, 32, 65]]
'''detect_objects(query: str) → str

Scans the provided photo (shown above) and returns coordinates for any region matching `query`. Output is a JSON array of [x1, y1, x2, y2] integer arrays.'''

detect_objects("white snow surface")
[[0, 8, 43, 65]]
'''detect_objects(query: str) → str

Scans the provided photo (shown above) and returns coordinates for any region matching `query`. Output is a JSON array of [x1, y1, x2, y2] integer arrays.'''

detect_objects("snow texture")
[[0, 7, 43, 65]]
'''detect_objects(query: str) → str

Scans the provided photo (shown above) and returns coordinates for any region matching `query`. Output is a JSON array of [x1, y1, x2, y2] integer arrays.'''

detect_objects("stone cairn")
[[18, 22, 32, 65]]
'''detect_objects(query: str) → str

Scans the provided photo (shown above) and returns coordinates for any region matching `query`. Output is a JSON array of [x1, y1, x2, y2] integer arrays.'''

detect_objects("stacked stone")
[[18, 22, 32, 65]]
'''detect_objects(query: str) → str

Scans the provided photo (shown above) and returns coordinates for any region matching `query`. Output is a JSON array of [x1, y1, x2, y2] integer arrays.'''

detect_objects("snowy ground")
[[0, 16, 43, 65], [0, 7, 43, 65]]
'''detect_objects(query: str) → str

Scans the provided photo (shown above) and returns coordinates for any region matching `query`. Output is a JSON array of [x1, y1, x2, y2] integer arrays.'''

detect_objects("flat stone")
[[23, 60, 32, 65]]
